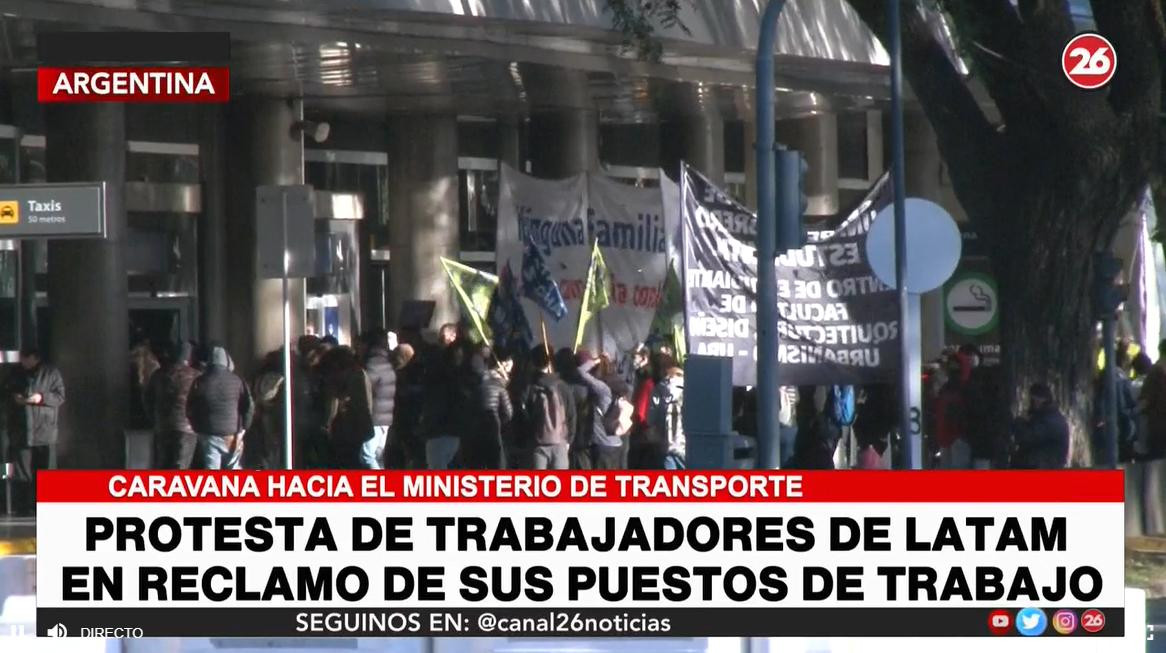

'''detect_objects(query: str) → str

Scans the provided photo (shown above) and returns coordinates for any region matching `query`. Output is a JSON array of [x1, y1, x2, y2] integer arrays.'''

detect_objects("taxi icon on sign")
[[0, 201, 17, 224]]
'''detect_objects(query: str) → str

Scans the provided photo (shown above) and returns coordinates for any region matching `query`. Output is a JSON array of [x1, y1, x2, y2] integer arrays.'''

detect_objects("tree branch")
[[943, 0, 1044, 128], [1092, 0, 1164, 120], [847, 0, 998, 219]]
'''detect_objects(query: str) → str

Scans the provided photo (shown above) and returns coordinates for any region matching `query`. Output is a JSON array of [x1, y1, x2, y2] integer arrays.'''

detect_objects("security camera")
[[293, 120, 331, 144]]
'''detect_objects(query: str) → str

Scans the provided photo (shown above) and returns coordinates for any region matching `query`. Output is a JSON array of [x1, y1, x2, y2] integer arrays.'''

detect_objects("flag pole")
[[541, 316, 551, 357]]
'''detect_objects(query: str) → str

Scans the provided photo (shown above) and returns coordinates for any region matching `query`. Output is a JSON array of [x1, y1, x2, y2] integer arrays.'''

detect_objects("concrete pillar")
[[678, 115, 724, 187], [528, 109, 599, 178], [197, 104, 228, 344], [387, 114, 459, 330], [225, 96, 306, 374], [660, 85, 724, 185], [45, 103, 129, 468], [902, 110, 948, 361], [775, 113, 839, 216]]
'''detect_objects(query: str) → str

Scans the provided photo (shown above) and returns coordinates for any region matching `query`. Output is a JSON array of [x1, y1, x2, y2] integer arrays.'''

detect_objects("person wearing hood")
[[145, 341, 201, 469], [320, 346, 374, 469], [466, 346, 514, 469], [1010, 383, 1069, 469], [186, 345, 254, 470], [648, 365, 685, 469]]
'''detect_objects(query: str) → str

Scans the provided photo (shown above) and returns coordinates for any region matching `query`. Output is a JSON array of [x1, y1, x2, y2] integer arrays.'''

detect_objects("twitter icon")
[[1016, 608, 1048, 637]]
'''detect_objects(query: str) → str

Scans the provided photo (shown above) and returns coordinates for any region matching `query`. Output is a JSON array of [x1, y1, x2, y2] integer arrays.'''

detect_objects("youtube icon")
[[987, 610, 1012, 636]]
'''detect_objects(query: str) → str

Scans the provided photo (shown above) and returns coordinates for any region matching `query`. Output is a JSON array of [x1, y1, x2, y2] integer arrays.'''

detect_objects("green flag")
[[651, 264, 686, 362], [574, 240, 611, 352], [440, 258, 498, 344]]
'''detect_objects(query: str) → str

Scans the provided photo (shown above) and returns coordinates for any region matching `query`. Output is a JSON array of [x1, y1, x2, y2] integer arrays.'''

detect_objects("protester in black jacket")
[[419, 339, 468, 469], [361, 329, 396, 470], [576, 355, 613, 462], [464, 346, 514, 469], [1011, 383, 1070, 470], [389, 342, 423, 468], [187, 346, 254, 470], [145, 341, 201, 469], [6, 348, 65, 515]]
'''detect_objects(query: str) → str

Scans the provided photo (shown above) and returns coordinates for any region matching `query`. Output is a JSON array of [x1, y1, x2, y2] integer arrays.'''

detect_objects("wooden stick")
[[541, 316, 551, 357]]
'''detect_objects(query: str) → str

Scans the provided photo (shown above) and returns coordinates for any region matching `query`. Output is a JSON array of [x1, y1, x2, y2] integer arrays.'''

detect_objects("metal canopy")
[[0, 0, 919, 122]]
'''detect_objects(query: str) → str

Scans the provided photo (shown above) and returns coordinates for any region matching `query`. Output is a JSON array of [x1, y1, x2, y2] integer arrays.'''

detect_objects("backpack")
[[527, 381, 568, 444], [604, 396, 634, 437], [830, 385, 857, 427]]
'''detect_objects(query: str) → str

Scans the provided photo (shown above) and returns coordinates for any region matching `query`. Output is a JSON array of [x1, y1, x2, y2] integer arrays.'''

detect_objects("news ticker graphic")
[[35, 32, 229, 103], [35, 470, 1124, 638]]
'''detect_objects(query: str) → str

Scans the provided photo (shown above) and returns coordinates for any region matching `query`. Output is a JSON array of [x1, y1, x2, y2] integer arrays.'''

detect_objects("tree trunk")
[[993, 205, 1098, 466]]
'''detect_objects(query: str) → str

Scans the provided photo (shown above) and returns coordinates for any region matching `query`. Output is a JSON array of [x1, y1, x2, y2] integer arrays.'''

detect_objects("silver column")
[[678, 85, 725, 187], [225, 96, 306, 373], [775, 113, 839, 216], [528, 109, 599, 178], [387, 114, 460, 330], [45, 103, 129, 468], [525, 68, 598, 178]]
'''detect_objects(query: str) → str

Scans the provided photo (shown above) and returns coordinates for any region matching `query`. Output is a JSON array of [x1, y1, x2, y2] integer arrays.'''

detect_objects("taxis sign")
[[0, 182, 106, 238]]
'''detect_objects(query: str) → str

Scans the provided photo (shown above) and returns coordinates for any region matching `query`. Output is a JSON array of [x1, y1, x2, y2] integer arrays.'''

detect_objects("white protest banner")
[[36, 470, 1124, 639], [496, 164, 588, 351], [583, 174, 669, 357], [496, 164, 668, 358]]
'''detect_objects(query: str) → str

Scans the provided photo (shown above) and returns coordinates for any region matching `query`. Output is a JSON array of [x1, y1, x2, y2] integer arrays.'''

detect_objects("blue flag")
[[521, 235, 568, 321], [487, 262, 533, 354]]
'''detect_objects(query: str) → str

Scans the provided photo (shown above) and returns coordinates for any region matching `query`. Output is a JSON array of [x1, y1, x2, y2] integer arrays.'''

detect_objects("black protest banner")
[[680, 165, 899, 386]]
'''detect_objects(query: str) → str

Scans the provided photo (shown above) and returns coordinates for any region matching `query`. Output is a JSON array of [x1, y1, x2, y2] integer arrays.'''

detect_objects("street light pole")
[[755, 0, 789, 470], [888, 0, 917, 469]]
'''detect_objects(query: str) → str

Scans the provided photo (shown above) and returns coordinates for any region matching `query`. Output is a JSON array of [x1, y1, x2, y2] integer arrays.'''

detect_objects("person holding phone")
[[7, 347, 65, 515]]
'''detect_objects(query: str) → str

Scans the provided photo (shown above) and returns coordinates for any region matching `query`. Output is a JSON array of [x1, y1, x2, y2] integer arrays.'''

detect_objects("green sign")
[[944, 271, 999, 336]]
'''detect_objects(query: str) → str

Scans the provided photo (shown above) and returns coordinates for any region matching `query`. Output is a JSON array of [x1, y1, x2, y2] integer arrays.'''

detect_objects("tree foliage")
[[602, 0, 690, 62], [603, 0, 1166, 460], [848, 0, 1164, 462]]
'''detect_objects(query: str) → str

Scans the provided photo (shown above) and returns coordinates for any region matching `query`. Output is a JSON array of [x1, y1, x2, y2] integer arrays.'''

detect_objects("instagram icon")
[[1053, 610, 1078, 635]]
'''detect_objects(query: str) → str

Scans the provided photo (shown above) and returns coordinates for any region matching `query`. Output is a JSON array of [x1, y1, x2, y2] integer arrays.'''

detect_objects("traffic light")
[[1093, 253, 1127, 318], [776, 147, 807, 252]]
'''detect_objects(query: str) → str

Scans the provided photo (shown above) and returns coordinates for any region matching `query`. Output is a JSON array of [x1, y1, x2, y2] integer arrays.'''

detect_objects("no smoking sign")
[[1062, 32, 1116, 90]]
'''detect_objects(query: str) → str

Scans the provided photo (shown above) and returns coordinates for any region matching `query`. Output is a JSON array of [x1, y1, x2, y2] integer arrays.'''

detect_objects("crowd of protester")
[[16, 326, 1164, 489], [130, 324, 690, 472], [131, 325, 1110, 472]]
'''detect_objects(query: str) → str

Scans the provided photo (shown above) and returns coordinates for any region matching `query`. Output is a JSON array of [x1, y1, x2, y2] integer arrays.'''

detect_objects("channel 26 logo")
[[45, 623, 67, 637], [1062, 32, 1116, 89]]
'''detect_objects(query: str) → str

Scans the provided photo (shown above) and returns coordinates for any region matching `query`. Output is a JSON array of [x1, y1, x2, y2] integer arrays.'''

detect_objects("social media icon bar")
[[1081, 609, 1106, 634], [1016, 608, 1048, 637], [1053, 610, 1078, 635], [987, 610, 1012, 636]]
